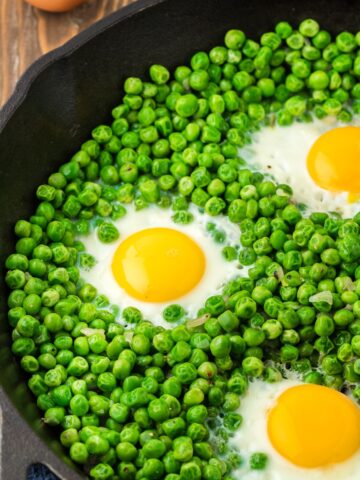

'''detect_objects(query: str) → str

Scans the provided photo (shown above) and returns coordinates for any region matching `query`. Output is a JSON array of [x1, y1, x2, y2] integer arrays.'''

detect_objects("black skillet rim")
[[0, 0, 167, 133]]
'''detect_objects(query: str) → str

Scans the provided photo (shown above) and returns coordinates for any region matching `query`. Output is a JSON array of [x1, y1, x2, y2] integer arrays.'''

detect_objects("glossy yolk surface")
[[112, 227, 206, 302], [307, 126, 360, 200], [267, 384, 360, 468]]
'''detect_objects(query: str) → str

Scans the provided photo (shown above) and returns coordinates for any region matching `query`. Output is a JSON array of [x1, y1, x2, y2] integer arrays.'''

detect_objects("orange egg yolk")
[[267, 384, 360, 468], [307, 126, 360, 201], [111, 228, 205, 302]]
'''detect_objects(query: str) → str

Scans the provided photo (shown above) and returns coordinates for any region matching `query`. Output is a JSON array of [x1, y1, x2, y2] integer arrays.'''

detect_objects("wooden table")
[[0, 0, 135, 107]]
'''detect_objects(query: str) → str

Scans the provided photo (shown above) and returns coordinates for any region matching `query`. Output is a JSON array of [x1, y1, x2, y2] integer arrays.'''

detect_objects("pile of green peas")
[[5, 17, 360, 479]]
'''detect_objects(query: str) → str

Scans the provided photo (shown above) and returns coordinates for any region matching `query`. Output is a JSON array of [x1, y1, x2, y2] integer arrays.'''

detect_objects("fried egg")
[[78, 204, 244, 327], [239, 116, 360, 218], [231, 378, 360, 479]]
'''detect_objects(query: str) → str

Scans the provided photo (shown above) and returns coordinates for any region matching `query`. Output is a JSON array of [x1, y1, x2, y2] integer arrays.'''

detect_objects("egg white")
[[239, 116, 360, 218], [230, 377, 360, 480], [78, 204, 246, 328]]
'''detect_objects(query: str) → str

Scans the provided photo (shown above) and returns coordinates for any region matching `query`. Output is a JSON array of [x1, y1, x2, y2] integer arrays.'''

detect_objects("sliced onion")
[[309, 291, 333, 305], [81, 328, 105, 338], [274, 266, 284, 281], [343, 277, 355, 291], [276, 188, 290, 197], [187, 313, 211, 329], [124, 331, 134, 343]]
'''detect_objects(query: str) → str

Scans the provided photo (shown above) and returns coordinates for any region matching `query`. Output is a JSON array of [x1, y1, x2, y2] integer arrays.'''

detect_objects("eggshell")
[[24, 0, 87, 13]]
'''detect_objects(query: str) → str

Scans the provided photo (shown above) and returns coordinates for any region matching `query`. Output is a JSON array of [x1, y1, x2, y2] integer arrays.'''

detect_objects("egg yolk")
[[111, 228, 205, 302], [307, 126, 360, 199], [267, 384, 360, 468]]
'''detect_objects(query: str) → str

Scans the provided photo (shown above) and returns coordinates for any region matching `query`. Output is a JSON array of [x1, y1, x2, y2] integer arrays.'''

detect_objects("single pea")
[[44, 407, 65, 426], [250, 452, 268, 470], [225, 29, 246, 49], [315, 314, 335, 336], [242, 356, 264, 377], [116, 441, 138, 462], [243, 327, 265, 347], [97, 222, 119, 243], [274, 21, 292, 39], [235, 296, 257, 319], [148, 398, 170, 422], [322, 355, 343, 375], [70, 442, 89, 464], [21, 355, 39, 373], [142, 458, 165, 479], [210, 335, 231, 358], [351, 335, 360, 355]]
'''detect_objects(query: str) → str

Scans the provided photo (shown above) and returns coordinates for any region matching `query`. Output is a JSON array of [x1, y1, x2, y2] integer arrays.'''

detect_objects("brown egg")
[[24, 0, 88, 12]]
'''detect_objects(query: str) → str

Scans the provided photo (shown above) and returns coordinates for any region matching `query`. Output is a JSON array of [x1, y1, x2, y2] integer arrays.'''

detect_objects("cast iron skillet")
[[0, 0, 359, 477]]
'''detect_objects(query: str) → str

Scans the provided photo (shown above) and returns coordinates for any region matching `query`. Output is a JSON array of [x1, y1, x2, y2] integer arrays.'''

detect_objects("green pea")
[[70, 442, 89, 464], [148, 398, 170, 422], [250, 452, 268, 470], [242, 356, 263, 377], [173, 362, 198, 384], [97, 222, 119, 243], [44, 407, 65, 426], [21, 355, 39, 373], [315, 314, 335, 336], [143, 458, 165, 480], [91, 463, 115, 479], [51, 384, 72, 407], [116, 442, 138, 462], [322, 355, 343, 375], [235, 296, 257, 319]]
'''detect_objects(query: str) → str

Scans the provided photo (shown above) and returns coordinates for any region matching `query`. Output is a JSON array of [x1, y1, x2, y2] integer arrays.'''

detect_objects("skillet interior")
[[1, 0, 359, 477]]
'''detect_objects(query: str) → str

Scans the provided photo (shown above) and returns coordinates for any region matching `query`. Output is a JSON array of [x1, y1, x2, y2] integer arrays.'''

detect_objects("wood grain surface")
[[0, 0, 136, 107]]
